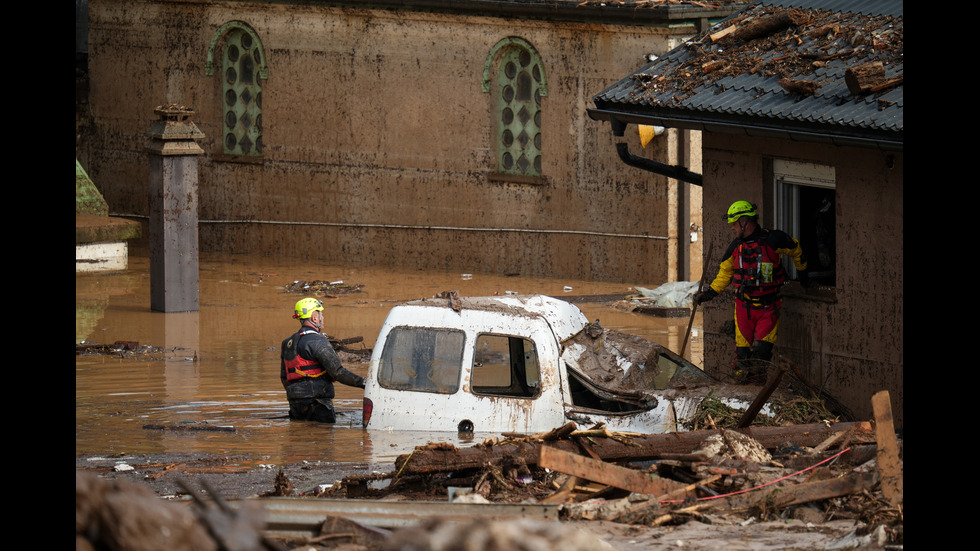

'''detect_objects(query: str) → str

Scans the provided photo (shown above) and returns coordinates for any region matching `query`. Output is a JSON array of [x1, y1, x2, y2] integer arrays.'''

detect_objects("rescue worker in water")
[[695, 201, 809, 376], [281, 298, 365, 422]]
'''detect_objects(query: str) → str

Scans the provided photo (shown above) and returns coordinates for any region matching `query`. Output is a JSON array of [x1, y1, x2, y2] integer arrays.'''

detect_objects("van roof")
[[400, 294, 590, 342]]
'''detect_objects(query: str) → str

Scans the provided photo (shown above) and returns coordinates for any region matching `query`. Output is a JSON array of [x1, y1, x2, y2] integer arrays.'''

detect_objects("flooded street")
[[76, 251, 702, 467]]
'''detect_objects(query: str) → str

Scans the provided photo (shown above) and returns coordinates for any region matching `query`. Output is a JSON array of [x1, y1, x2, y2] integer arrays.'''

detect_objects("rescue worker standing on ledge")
[[281, 298, 365, 422], [695, 201, 809, 378]]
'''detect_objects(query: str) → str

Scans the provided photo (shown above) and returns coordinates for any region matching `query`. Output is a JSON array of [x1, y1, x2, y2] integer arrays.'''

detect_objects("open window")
[[471, 334, 540, 398], [772, 159, 837, 287]]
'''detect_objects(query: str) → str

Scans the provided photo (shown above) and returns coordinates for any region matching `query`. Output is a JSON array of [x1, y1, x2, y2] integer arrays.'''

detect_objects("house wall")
[[700, 133, 903, 428], [78, 0, 704, 283]]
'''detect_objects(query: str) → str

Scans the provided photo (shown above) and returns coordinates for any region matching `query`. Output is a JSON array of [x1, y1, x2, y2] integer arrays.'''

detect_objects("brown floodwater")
[[76, 252, 702, 467]]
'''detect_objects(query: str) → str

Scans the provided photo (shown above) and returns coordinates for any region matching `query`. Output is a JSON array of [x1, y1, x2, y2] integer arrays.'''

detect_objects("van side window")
[[378, 327, 464, 394], [471, 334, 540, 398]]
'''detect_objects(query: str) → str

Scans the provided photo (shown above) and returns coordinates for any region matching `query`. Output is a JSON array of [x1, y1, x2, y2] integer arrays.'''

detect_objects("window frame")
[[771, 159, 837, 289], [206, 21, 268, 159], [470, 333, 541, 399], [482, 37, 547, 182]]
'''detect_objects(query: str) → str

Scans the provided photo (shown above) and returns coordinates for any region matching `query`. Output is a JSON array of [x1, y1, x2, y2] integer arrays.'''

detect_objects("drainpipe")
[[609, 118, 700, 280], [609, 118, 702, 186], [677, 129, 691, 280]]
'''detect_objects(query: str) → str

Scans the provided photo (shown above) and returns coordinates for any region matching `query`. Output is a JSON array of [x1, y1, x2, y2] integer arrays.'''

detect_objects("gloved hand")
[[694, 288, 718, 304]]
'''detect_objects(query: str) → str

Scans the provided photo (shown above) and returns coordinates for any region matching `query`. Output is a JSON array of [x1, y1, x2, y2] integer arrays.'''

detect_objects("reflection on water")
[[76, 252, 701, 467]]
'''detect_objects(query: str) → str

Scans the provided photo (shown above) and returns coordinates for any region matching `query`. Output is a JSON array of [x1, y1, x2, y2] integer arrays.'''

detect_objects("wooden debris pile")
[[341, 391, 902, 546], [684, 392, 840, 430]]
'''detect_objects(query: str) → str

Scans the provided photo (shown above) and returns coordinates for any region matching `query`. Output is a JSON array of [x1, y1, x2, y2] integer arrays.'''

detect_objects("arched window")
[[206, 22, 268, 157], [483, 38, 547, 178]]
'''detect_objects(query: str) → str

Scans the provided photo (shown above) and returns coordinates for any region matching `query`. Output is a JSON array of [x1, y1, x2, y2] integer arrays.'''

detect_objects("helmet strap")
[[303, 311, 323, 331]]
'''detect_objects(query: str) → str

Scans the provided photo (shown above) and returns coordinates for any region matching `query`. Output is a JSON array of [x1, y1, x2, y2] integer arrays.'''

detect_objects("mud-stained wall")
[[78, 0, 703, 284], [698, 134, 903, 428]]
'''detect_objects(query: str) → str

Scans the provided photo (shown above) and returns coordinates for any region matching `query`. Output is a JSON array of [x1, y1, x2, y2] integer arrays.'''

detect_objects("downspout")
[[678, 129, 691, 281], [609, 118, 701, 280], [609, 118, 702, 186]]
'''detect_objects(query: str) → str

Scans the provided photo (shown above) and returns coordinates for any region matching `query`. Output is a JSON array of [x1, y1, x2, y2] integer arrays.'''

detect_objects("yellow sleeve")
[[775, 238, 808, 272], [709, 257, 734, 293]]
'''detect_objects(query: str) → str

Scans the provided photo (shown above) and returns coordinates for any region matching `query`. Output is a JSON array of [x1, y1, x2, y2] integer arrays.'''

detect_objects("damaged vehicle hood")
[[560, 322, 771, 409]]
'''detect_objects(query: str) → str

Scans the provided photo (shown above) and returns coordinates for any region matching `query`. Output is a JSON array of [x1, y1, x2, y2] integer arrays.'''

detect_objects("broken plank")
[[540, 475, 579, 504], [709, 25, 737, 41], [539, 445, 689, 497], [872, 390, 903, 507]]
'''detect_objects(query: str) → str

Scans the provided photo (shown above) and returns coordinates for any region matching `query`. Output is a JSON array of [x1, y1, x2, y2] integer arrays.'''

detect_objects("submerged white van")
[[362, 294, 766, 434]]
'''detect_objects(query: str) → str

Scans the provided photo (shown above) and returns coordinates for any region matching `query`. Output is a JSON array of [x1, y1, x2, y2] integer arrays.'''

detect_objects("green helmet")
[[293, 297, 324, 320], [725, 201, 757, 224]]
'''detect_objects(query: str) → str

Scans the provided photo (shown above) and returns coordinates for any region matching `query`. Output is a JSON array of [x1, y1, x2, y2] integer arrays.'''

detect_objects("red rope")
[[696, 446, 853, 502]]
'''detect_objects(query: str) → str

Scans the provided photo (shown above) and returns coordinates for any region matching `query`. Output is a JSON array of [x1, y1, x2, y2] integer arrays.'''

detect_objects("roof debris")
[[593, 1, 904, 139], [629, 4, 902, 102]]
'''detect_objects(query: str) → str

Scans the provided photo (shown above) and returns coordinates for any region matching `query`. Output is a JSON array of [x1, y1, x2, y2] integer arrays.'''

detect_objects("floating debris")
[[284, 279, 365, 296], [75, 341, 195, 361]]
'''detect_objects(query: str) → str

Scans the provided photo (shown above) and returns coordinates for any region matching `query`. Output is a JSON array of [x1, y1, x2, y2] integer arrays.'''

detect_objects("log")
[[845, 61, 886, 96], [729, 10, 808, 42], [779, 77, 819, 96], [714, 471, 878, 512], [538, 446, 690, 497], [392, 422, 875, 475]]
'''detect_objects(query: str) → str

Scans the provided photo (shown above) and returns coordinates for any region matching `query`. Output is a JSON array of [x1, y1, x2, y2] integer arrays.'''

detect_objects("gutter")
[[589, 107, 904, 153], [268, 0, 740, 28]]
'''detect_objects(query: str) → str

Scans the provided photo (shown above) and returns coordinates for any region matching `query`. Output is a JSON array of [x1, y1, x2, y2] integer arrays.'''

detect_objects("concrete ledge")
[[76, 215, 142, 245], [77, 242, 129, 272], [76, 215, 142, 272]]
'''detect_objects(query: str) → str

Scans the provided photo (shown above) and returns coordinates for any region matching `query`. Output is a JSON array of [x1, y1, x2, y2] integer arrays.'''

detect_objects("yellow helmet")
[[293, 298, 324, 320], [725, 200, 757, 224]]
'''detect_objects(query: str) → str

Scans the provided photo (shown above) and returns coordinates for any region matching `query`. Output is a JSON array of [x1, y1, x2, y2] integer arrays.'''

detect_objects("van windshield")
[[377, 326, 465, 394]]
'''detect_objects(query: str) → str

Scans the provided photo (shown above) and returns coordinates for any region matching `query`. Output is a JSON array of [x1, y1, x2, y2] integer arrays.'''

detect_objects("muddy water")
[[76, 252, 702, 467]]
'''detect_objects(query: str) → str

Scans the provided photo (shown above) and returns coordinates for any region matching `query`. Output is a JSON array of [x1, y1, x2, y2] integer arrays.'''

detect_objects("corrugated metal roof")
[[590, 0, 903, 147]]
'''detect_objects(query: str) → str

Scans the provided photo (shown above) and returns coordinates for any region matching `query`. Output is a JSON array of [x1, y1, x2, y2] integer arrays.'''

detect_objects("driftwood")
[[393, 422, 874, 476]]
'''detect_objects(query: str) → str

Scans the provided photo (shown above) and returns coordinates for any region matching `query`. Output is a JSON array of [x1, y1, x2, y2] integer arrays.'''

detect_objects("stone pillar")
[[146, 105, 204, 312]]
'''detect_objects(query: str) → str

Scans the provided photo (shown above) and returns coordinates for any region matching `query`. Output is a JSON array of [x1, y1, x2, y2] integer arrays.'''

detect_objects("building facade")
[[77, 0, 736, 283]]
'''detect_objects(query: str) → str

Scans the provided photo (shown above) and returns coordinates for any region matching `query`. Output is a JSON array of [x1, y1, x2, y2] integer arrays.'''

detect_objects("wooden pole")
[[681, 243, 714, 357]]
